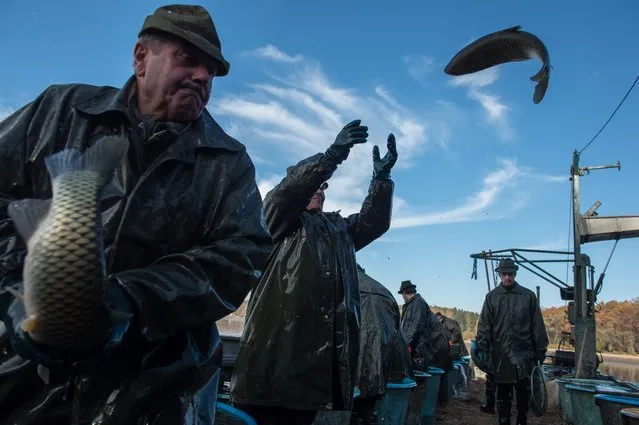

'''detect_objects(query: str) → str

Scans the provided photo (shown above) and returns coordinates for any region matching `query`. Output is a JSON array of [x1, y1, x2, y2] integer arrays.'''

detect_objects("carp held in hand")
[[444, 25, 551, 104], [6, 135, 129, 353]]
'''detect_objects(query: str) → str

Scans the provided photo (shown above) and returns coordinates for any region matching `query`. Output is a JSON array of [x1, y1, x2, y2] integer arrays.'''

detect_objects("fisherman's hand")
[[325, 119, 368, 165], [6, 294, 67, 369], [372, 133, 398, 180], [535, 350, 547, 364], [7, 280, 135, 373]]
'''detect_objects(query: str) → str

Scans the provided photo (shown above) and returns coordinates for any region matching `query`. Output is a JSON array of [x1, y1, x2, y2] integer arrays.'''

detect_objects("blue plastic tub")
[[376, 377, 417, 425], [556, 378, 614, 421], [620, 408, 639, 425], [215, 402, 257, 425], [595, 394, 639, 425], [422, 367, 445, 425], [566, 383, 634, 425], [405, 371, 430, 425], [446, 363, 459, 398]]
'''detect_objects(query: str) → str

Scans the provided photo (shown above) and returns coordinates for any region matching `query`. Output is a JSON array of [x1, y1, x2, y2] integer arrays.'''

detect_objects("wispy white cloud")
[[213, 45, 560, 229], [391, 157, 563, 229], [402, 55, 436, 84], [212, 46, 448, 214], [447, 68, 513, 141], [520, 238, 571, 252], [242, 44, 304, 63]]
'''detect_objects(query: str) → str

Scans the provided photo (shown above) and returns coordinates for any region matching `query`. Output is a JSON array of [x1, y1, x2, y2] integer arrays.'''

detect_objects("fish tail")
[[530, 60, 550, 82], [533, 76, 550, 104], [44, 135, 130, 188]]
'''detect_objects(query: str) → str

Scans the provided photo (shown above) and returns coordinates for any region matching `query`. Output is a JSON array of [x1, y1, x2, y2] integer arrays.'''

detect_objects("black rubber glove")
[[7, 280, 134, 373], [325, 119, 368, 165], [372, 133, 398, 180], [536, 351, 547, 364]]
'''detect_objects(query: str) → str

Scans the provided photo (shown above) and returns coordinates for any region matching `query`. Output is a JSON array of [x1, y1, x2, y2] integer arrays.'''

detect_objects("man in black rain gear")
[[435, 311, 469, 360], [0, 5, 272, 425], [351, 264, 412, 425], [230, 120, 397, 425], [475, 259, 549, 425], [398, 280, 452, 406]]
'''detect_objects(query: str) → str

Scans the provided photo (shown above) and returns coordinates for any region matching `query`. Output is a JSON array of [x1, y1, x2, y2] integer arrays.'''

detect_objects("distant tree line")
[[220, 296, 639, 355], [542, 298, 639, 355]]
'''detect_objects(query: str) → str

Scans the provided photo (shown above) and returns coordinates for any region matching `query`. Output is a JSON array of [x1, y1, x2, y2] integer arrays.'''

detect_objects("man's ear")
[[133, 41, 148, 77]]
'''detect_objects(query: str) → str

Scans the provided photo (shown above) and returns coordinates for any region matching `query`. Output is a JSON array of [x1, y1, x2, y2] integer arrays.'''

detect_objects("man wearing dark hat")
[[475, 259, 549, 425], [230, 121, 397, 424], [399, 280, 453, 407], [0, 5, 272, 424]]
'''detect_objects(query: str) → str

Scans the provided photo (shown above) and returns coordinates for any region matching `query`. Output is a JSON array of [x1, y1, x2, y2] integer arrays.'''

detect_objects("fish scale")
[[23, 172, 109, 351], [8, 135, 129, 354]]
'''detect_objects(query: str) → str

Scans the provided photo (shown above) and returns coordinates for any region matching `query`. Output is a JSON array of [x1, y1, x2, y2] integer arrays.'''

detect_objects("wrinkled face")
[[500, 271, 516, 286], [306, 188, 326, 212], [401, 292, 413, 303], [133, 34, 218, 122]]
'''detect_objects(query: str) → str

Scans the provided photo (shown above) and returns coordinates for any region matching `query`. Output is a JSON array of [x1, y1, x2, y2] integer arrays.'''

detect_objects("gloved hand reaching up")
[[373, 133, 398, 180], [325, 119, 368, 165]]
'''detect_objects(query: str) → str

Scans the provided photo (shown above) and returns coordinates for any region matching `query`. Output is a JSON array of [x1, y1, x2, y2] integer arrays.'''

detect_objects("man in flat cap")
[[475, 259, 549, 425], [0, 4, 272, 424], [398, 280, 453, 407], [230, 120, 397, 424]]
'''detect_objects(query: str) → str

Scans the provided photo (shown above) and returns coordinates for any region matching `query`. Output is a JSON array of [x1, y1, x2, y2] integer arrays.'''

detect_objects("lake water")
[[599, 360, 639, 383]]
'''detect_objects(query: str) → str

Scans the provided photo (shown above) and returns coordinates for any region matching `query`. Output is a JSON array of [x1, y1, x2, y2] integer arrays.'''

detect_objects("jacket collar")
[[496, 282, 524, 294], [72, 75, 242, 152]]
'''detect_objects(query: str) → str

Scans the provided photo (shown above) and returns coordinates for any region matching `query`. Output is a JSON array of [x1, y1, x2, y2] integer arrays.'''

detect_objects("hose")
[[529, 362, 548, 417]]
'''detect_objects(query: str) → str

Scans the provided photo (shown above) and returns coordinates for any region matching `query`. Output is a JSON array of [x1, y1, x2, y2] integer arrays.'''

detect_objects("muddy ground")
[[434, 377, 565, 424]]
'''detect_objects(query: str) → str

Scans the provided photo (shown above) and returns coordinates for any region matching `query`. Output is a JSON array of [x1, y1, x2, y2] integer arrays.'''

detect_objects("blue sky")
[[1, 0, 638, 313]]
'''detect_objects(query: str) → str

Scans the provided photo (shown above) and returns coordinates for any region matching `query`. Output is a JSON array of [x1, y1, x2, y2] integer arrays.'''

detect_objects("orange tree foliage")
[[541, 298, 639, 354]]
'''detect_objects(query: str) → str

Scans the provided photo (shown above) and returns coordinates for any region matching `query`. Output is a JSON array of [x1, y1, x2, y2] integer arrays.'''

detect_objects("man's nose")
[[192, 64, 212, 85]]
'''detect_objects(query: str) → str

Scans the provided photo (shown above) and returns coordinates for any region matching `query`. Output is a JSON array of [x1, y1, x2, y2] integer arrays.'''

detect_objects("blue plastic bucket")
[[595, 394, 639, 425], [215, 402, 257, 425], [422, 367, 444, 425], [405, 371, 431, 425], [556, 378, 614, 421], [377, 377, 417, 425], [446, 363, 460, 398], [620, 407, 639, 425], [565, 383, 634, 425]]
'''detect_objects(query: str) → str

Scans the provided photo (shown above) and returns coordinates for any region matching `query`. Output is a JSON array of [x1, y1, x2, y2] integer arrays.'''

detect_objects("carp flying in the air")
[[6, 135, 129, 353], [444, 25, 551, 104]]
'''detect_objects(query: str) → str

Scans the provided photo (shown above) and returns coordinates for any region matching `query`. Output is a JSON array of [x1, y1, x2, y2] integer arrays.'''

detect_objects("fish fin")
[[21, 315, 38, 333], [4, 286, 25, 303], [533, 76, 549, 104], [44, 135, 130, 189], [500, 25, 522, 33], [530, 63, 550, 82], [7, 198, 52, 243]]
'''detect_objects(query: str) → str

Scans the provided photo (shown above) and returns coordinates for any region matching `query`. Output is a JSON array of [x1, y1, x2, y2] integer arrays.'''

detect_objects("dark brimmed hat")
[[139, 4, 230, 77], [495, 258, 519, 273], [398, 280, 416, 294]]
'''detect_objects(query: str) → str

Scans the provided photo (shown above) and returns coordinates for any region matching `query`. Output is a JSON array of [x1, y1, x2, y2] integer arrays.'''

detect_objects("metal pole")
[[572, 150, 584, 320], [483, 253, 491, 294], [572, 150, 597, 378], [536, 285, 541, 305]]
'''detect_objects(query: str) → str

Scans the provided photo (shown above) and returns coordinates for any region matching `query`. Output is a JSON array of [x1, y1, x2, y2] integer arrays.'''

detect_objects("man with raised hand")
[[231, 120, 398, 425]]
